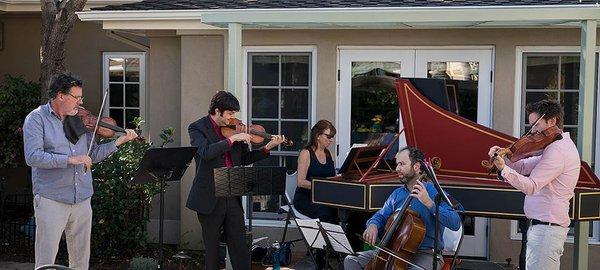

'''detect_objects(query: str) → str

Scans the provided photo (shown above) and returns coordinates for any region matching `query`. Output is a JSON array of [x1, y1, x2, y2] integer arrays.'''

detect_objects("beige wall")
[[143, 34, 183, 244], [0, 14, 140, 113], [179, 34, 225, 249]]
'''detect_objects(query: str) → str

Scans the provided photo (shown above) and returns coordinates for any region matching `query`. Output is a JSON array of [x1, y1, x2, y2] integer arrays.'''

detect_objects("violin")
[[220, 118, 293, 147], [76, 106, 126, 138], [481, 114, 563, 173]]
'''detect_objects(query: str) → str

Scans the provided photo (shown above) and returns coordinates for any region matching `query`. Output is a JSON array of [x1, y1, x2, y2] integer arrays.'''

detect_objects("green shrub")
[[0, 75, 41, 168], [128, 257, 158, 270], [91, 125, 176, 259]]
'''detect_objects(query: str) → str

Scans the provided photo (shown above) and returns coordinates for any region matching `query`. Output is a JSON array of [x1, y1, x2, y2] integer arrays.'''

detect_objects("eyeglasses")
[[322, 133, 335, 139], [66, 93, 84, 101]]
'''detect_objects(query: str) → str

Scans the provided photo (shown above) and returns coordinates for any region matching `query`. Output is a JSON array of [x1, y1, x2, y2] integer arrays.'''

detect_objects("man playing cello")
[[489, 100, 579, 270], [344, 146, 461, 270]]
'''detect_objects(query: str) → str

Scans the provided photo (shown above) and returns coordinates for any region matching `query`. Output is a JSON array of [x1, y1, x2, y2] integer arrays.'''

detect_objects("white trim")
[[245, 219, 291, 228], [77, 6, 600, 25], [337, 45, 496, 51], [513, 46, 600, 136], [102, 52, 147, 135], [511, 46, 600, 244], [241, 46, 317, 222], [242, 45, 318, 125]]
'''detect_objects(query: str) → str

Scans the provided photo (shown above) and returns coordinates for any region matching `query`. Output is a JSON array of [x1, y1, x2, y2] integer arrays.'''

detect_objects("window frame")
[[102, 52, 147, 133], [242, 46, 317, 227], [511, 46, 600, 243]]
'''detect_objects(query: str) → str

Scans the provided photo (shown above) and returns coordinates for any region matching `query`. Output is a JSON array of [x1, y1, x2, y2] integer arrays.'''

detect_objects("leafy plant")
[[0, 75, 41, 168], [91, 125, 176, 259]]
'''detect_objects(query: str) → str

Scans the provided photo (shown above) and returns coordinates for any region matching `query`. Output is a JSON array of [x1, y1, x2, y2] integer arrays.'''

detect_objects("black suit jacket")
[[186, 115, 270, 214]]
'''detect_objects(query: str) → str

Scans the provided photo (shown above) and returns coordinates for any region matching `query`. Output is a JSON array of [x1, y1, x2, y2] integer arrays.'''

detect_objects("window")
[[511, 49, 600, 243], [247, 51, 313, 221], [103, 53, 146, 130]]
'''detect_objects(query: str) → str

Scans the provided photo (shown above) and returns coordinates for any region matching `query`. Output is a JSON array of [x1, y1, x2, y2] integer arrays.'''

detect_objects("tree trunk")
[[40, 0, 87, 99]]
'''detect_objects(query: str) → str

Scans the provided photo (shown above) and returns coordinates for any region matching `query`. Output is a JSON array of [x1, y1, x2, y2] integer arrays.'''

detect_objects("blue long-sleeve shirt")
[[23, 103, 118, 204], [366, 182, 462, 250]]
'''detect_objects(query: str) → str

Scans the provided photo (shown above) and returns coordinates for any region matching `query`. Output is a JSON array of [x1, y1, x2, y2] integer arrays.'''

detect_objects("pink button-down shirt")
[[501, 132, 580, 227]]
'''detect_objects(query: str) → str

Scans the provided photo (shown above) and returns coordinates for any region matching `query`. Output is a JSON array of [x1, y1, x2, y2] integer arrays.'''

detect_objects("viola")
[[220, 118, 293, 147], [76, 106, 126, 138], [482, 117, 563, 173]]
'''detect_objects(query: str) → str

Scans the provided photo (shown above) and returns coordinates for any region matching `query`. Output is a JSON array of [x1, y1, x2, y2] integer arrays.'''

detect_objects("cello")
[[364, 173, 428, 270]]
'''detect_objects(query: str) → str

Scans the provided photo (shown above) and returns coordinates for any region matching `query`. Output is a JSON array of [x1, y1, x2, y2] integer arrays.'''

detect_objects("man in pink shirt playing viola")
[[489, 99, 580, 270]]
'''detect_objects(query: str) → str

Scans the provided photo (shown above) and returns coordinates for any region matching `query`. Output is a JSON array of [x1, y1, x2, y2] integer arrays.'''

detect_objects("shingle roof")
[[93, 0, 600, 11]]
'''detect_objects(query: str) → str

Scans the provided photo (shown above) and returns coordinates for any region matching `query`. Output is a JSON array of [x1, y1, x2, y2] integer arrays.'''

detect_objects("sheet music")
[[320, 222, 354, 254], [295, 219, 326, 249]]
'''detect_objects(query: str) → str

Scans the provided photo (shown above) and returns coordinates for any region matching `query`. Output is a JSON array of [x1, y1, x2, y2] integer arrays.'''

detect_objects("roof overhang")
[[0, 0, 138, 13], [77, 5, 600, 30]]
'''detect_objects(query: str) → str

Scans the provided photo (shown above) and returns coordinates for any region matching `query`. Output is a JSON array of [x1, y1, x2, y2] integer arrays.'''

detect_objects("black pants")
[[197, 197, 249, 270]]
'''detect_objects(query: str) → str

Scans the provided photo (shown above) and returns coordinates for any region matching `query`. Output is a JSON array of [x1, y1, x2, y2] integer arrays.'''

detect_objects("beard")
[[65, 106, 79, 116], [398, 169, 417, 184]]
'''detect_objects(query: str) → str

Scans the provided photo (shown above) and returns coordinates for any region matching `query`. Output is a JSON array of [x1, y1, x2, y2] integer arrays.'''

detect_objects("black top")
[[296, 148, 335, 195]]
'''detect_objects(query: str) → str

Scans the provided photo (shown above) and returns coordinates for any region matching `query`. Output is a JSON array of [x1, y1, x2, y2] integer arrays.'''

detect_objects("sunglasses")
[[322, 133, 335, 139]]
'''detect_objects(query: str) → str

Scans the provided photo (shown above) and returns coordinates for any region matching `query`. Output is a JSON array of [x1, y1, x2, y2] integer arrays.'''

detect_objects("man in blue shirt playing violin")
[[344, 146, 462, 270]]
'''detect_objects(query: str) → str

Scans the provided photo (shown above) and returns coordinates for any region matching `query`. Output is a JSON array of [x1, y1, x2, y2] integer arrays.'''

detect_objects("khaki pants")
[[526, 224, 569, 270], [34, 195, 92, 270]]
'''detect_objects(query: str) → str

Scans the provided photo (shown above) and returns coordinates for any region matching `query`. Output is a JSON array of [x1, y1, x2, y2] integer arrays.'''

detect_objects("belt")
[[531, 219, 561, 227]]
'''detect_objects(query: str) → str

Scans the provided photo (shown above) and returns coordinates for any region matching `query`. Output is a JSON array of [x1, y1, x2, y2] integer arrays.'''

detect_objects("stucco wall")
[[179, 34, 225, 249], [0, 14, 140, 113], [144, 34, 182, 244]]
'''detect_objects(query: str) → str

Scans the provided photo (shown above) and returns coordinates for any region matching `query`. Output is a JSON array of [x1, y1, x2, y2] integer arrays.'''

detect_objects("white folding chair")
[[279, 172, 319, 265], [441, 222, 464, 270], [280, 172, 311, 241]]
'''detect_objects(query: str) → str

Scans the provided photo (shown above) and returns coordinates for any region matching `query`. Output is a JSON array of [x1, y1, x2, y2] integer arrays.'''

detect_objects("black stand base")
[[518, 219, 529, 270]]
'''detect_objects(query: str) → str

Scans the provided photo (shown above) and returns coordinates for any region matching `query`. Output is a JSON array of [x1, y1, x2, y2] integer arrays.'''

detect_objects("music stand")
[[131, 146, 197, 269], [295, 219, 354, 269], [420, 160, 458, 270], [213, 166, 286, 236]]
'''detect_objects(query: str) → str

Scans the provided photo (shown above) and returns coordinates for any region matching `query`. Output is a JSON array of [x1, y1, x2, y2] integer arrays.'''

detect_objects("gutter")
[[77, 5, 600, 23]]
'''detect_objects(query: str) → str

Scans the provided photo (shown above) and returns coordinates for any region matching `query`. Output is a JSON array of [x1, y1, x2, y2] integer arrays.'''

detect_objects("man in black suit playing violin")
[[186, 91, 286, 270]]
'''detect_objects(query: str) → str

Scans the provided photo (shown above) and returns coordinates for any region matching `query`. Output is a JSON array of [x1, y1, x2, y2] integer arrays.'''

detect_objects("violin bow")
[[523, 113, 546, 138], [83, 88, 109, 174], [87, 88, 110, 156], [354, 234, 427, 270]]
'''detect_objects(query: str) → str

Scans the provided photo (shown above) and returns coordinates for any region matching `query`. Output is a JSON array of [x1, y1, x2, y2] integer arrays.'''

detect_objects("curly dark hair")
[[208, 91, 240, 115], [525, 99, 564, 129], [48, 73, 83, 99], [398, 146, 425, 166]]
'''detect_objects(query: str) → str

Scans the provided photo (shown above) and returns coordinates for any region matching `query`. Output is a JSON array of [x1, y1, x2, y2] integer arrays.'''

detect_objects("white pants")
[[526, 224, 569, 270], [34, 195, 92, 270]]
